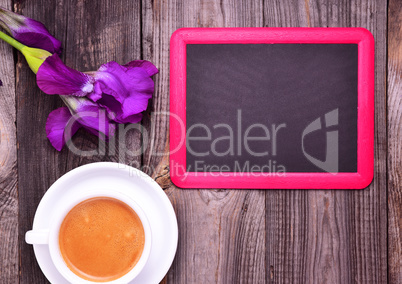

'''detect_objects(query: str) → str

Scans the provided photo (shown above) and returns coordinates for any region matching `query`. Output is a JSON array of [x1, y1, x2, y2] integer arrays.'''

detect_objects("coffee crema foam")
[[59, 197, 145, 282]]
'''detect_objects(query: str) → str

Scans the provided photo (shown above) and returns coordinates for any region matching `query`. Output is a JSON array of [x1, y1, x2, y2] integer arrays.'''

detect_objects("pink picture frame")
[[169, 28, 374, 189]]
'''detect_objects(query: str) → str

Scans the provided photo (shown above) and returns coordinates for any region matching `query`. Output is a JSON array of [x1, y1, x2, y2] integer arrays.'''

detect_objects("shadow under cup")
[[30, 190, 152, 284]]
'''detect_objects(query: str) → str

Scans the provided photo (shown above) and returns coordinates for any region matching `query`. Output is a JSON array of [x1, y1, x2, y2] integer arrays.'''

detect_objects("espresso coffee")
[[59, 197, 145, 282]]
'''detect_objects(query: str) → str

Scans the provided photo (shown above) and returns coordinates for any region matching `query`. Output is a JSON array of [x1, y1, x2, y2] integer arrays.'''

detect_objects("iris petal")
[[118, 113, 143, 124], [118, 93, 151, 122], [45, 107, 80, 151], [123, 60, 158, 76], [37, 54, 94, 96]]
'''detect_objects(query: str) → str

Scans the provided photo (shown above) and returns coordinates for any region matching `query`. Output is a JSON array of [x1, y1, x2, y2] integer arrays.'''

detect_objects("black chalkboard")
[[186, 44, 358, 173]]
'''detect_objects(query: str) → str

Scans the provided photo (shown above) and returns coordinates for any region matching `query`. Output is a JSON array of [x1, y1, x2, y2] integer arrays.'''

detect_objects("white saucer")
[[29, 162, 178, 284]]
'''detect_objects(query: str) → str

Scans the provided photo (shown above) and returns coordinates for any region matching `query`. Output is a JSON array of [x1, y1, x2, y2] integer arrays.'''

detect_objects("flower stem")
[[0, 30, 25, 51], [59, 95, 75, 114]]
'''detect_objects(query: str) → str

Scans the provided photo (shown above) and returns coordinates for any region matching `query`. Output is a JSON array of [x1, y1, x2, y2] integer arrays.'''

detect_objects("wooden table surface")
[[0, 0, 400, 283]]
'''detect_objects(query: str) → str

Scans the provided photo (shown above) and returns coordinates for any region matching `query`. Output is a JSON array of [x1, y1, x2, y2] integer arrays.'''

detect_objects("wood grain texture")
[[141, 0, 267, 283], [264, 0, 388, 283], [387, 0, 402, 282], [0, 0, 18, 282], [0, 0, 396, 283], [15, 0, 142, 283]]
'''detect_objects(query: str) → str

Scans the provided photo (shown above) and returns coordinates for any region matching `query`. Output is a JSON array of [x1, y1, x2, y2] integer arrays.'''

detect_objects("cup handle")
[[25, 229, 50, 244]]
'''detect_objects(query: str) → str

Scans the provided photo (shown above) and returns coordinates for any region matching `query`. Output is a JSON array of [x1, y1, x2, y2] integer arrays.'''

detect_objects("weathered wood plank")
[[0, 1, 18, 282], [141, 0, 267, 283], [343, 0, 388, 281], [264, 0, 388, 283], [387, 0, 402, 282], [15, 0, 142, 282]]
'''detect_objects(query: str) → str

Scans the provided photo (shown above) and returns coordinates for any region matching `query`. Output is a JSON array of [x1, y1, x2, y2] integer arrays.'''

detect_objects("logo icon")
[[302, 109, 339, 173]]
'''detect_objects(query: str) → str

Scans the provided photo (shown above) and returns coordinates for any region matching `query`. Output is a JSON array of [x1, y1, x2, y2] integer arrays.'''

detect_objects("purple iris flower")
[[38, 54, 158, 151], [0, 6, 62, 54]]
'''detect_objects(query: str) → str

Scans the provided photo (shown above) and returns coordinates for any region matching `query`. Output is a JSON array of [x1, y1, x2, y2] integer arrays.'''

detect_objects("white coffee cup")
[[25, 189, 152, 284]]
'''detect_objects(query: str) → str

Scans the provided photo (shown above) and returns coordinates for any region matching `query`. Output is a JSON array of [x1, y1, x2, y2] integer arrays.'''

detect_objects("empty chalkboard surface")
[[170, 28, 374, 189]]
